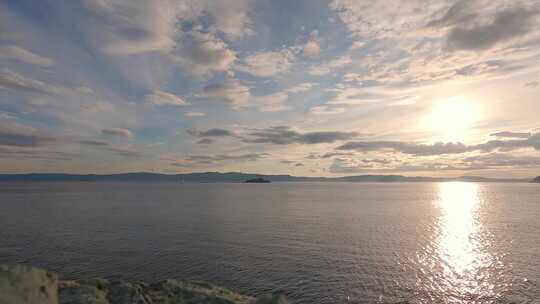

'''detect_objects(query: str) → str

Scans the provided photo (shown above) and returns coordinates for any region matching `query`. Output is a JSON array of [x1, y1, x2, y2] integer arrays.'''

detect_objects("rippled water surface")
[[1, 182, 539, 303]]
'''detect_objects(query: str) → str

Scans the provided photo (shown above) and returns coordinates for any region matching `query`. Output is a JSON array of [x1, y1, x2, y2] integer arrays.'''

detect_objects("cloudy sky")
[[1, 0, 540, 177]]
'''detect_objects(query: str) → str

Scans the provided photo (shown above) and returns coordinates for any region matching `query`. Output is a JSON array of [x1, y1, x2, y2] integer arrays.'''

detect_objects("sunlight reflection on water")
[[432, 182, 501, 303], [2, 182, 539, 304], [438, 182, 482, 277]]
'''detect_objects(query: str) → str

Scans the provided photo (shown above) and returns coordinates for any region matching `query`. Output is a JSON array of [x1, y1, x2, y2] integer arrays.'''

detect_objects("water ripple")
[[0, 182, 539, 303]]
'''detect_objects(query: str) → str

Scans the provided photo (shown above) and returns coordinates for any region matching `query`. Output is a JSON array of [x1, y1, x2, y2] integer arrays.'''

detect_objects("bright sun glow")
[[423, 96, 480, 142]]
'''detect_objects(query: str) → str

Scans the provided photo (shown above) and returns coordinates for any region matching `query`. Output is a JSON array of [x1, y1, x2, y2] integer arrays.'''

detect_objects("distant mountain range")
[[0, 172, 534, 183]]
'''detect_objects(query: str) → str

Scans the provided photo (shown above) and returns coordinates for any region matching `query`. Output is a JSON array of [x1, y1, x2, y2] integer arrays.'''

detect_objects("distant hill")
[[0, 172, 530, 183], [532, 176, 540, 183]]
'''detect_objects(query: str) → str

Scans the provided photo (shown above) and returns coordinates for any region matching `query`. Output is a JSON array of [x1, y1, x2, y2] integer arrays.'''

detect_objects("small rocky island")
[[0, 264, 287, 304], [532, 176, 540, 183], [244, 177, 271, 183]]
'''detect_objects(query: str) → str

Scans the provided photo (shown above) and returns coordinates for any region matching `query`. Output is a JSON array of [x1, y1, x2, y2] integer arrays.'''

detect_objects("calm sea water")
[[1, 182, 539, 303]]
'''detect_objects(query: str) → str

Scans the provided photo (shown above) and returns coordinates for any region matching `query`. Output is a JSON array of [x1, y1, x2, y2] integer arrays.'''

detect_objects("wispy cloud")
[[309, 106, 345, 115], [308, 55, 351, 76], [0, 126, 54, 147], [101, 128, 134, 139], [187, 128, 235, 137], [444, 6, 539, 51], [489, 131, 531, 139], [0, 45, 54, 66], [173, 31, 237, 76], [337, 133, 540, 156], [196, 80, 250, 109], [184, 112, 206, 117], [2, 0, 540, 175], [0, 69, 57, 95], [171, 153, 269, 167], [145, 90, 187, 106], [243, 126, 360, 145], [236, 48, 295, 77]]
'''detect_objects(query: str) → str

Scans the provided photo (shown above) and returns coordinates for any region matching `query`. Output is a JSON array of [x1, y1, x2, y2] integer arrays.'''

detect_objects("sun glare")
[[437, 182, 480, 274], [432, 182, 498, 300], [423, 96, 480, 142]]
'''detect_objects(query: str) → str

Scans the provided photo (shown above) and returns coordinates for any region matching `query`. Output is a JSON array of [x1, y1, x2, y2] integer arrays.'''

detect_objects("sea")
[[1, 182, 539, 303]]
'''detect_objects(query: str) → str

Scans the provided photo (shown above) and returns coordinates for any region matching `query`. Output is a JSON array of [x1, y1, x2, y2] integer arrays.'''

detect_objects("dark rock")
[[251, 294, 288, 304], [59, 284, 109, 304], [107, 280, 151, 304], [1, 264, 287, 304], [79, 278, 110, 292], [0, 264, 58, 304], [144, 279, 253, 304]]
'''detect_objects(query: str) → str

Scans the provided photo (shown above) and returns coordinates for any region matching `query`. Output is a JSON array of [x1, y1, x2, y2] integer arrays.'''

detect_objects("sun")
[[423, 95, 480, 142]]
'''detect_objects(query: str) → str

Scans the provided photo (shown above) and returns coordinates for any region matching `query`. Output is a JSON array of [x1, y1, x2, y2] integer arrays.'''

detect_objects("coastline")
[[0, 264, 286, 304], [0, 172, 533, 183]]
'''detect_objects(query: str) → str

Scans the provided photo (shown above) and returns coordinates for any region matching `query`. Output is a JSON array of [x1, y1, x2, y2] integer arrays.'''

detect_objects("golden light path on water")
[[433, 182, 499, 303]]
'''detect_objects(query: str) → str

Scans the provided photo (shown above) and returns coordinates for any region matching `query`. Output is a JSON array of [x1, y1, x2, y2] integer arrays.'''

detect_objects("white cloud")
[[81, 101, 115, 113], [326, 0, 540, 96], [0, 68, 54, 94], [0, 111, 17, 120], [0, 69, 88, 96], [75, 87, 94, 95], [0, 121, 52, 147], [0, 45, 54, 66], [329, 0, 449, 38], [327, 85, 418, 105], [310, 106, 345, 115], [82, 0, 253, 56], [328, 1, 540, 85], [350, 41, 366, 50], [197, 80, 293, 112], [82, 0, 178, 55], [101, 128, 133, 139], [236, 49, 295, 77], [308, 55, 352, 76], [174, 31, 237, 76], [202, 0, 254, 39], [253, 92, 290, 112], [302, 40, 321, 57], [197, 80, 250, 109], [102, 31, 175, 56], [343, 73, 364, 82], [285, 82, 316, 94], [3, 0, 540, 176], [184, 111, 206, 117], [145, 90, 187, 106], [444, 6, 539, 51]]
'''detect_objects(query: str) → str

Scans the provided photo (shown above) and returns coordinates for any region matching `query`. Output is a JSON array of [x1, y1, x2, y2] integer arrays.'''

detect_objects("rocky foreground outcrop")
[[0, 264, 287, 304]]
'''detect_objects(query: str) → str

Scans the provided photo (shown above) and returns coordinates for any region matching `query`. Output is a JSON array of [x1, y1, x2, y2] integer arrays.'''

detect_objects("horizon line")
[[0, 171, 534, 181]]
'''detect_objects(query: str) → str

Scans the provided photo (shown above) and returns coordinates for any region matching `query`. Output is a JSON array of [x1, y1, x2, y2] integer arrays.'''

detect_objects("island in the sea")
[[532, 176, 540, 183], [245, 177, 271, 183]]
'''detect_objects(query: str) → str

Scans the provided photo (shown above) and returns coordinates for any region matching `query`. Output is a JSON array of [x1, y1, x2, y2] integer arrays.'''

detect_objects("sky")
[[1, 0, 540, 177]]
